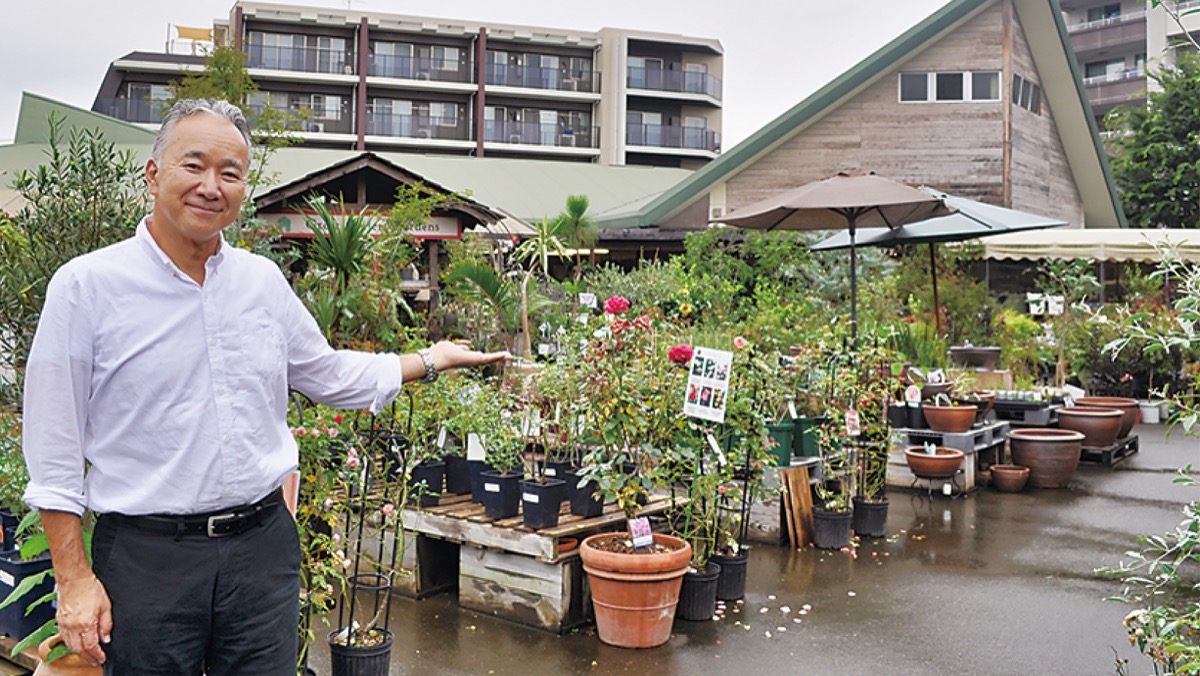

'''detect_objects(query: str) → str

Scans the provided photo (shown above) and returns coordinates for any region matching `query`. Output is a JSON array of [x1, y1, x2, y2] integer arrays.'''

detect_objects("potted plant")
[[0, 411, 29, 553], [403, 384, 449, 509], [516, 375, 566, 530], [477, 385, 526, 520], [812, 418, 855, 550]]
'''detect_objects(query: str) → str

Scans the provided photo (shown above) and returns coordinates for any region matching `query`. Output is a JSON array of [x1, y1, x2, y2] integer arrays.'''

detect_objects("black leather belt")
[[107, 487, 284, 538]]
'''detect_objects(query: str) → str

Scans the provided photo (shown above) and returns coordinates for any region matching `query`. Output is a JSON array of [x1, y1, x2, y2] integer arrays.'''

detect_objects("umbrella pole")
[[929, 242, 941, 335], [849, 215, 857, 345]]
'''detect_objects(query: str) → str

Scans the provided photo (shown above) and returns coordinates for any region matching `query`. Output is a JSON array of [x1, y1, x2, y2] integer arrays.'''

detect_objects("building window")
[[1087, 4, 1121, 22], [311, 94, 343, 120], [898, 71, 1001, 102], [1012, 73, 1042, 114], [1085, 57, 1126, 80], [432, 46, 459, 71]]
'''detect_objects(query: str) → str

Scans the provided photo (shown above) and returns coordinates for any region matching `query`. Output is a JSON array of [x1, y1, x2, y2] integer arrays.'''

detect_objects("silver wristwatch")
[[417, 348, 439, 384]]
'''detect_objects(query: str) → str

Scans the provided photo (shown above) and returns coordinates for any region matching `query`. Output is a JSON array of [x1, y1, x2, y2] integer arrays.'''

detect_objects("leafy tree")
[[0, 114, 147, 405], [1108, 52, 1200, 229]]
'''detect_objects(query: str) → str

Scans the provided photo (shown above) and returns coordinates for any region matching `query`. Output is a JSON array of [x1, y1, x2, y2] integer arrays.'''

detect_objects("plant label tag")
[[579, 292, 598, 309], [1063, 395, 1075, 408], [904, 385, 921, 403], [537, 342, 553, 356], [628, 516, 653, 548], [484, 482, 500, 493], [523, 492, 538, 504], [545, 467, 558, 477], [707, 432, 728, 466], [0, 570, 11, 586], [788, 401, 798, 419], [845, 408, 861, 437], [467, 433, 486, 461], [437, 427, 448, 449]]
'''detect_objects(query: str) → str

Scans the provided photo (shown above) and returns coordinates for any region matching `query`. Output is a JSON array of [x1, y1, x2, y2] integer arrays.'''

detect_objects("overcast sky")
[[0, 0, 949, 147]]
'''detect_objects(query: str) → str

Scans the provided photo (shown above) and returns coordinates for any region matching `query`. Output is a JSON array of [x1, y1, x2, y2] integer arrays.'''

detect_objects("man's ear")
[[145, 158, 160, 198]]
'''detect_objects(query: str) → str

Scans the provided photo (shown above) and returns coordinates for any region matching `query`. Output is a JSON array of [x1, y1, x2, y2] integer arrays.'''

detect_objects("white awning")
[[982, 228, 1200, 263]]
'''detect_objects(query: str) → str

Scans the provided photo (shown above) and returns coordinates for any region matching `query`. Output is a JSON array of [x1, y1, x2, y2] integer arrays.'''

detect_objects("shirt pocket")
[[237, 311, 287, 391]]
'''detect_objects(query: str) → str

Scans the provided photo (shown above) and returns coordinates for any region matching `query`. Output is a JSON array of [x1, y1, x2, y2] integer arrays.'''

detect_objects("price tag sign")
[[628, 516, 653, 548], [466, 433, 486, 461], [683, 347, 733, 423], [845, 408, 861, 437], [905, 385, 922, 403]]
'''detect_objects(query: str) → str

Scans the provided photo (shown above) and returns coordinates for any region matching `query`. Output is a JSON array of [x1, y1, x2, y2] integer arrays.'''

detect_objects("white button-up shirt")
[[22, 219, 404, 516]]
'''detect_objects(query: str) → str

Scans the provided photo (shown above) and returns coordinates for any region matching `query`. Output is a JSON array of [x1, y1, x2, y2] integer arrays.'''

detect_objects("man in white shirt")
[[22, 98, 509, 674]]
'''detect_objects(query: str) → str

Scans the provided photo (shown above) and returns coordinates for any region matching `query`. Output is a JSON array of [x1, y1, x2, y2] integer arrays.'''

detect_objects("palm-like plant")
[[556, 194, 599, 280], [444, 260, 522, 353], [303, 194, 376, 294]]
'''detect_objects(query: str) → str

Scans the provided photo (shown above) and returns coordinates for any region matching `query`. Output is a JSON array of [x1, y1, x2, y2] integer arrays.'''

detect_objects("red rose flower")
[[603, 295, 631, 315], [668, 343, 694, 365]]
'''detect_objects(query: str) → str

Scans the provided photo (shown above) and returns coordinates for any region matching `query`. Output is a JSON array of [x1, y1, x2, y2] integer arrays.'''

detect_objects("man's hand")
[[427, 340, 511, 371], [56, 574, 112, 665]]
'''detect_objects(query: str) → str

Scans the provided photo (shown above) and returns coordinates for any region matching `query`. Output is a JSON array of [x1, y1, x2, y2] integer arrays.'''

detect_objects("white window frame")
[[897, 71, 1003, 103]]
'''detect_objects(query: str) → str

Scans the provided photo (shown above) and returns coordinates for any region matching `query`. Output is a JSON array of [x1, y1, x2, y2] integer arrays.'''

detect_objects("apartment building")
[[90, 1, 723, 169], [1060, 1, 1200, 126]]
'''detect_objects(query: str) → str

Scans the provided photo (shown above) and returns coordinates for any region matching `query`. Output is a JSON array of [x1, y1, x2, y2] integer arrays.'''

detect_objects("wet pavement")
[[308, 424, 1198, 675]]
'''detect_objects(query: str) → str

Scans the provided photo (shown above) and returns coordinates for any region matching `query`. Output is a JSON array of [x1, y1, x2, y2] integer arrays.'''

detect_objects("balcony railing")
[[368, 54, 470, 83], [1067, 9, 1146, 33], [626, 67, 722, 100], [626, 123, 720, 152], [93, 97, 169, 124], [246, 104, 354, 134], [246, 44, 352, 75], [1082, 67, 1145, 86], [485, 64, 598, 93], [484, 119, 597, 148], [365, 111, 469, 141]]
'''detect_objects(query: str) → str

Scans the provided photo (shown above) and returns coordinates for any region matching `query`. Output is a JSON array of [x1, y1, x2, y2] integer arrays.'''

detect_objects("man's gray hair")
[[151, 99, 253, 163]]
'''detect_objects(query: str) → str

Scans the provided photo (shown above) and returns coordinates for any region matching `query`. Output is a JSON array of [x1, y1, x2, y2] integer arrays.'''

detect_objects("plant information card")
[[684, 346, 733, 424]]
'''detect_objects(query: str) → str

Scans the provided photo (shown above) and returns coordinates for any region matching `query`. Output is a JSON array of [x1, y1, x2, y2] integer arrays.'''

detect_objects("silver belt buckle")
[[206, 513, 238, 537]]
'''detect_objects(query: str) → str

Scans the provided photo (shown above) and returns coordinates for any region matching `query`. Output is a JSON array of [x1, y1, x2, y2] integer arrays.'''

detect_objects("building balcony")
[[93, 97, 169, 124], [365, 112, 470, 141], [246, 44, 353, 76], [483, 120, 598, 148], [626, 123, 720, 152], [247, 104, 355, 134], [1069, 12, 1146, 56], [1084, 72, 1147, 114], [626, 67, 722, 100], [368, 54, 471, 84], [485, 65, 598, 93]]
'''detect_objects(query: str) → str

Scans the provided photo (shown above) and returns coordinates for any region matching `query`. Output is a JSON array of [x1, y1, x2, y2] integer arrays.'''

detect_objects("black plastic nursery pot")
[[480, 470, 522, 519], [906, 403, 927, 429], [542, 460, 575, 483], [327, 628, 394, 676], [676, 561, 721, 621], [887, 403, 908, 429], [468, 460, 496, 504], [852, 496, 889, 538], [407, 460, 445, 508], [520, 478, 566, 530], [812, 508, 853, 549], [710, 548, 749, 601], [0, 510, 18, 554], [443, 454, 471, 495], [0, 550, 54, 640], [564, 470, 605, 518]]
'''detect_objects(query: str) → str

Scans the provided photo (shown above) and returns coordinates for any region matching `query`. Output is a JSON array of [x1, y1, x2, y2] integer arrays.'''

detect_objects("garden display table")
[[887, 420, 1010, 493], [398, 494, 682, 633]]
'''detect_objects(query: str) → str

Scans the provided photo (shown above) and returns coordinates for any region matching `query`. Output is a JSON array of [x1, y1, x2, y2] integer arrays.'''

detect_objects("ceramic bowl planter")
[[903, 446, 965, 478], [1008, 428, 1085, 488], [32, 635, 102, 676], [954, 391, 995, 425], [922, 404, 977, 433], [920, 381, 953, 401], [949, 345, 1002, 370], [1057, 406, 1122, 447], [989, 464, 1030, 492], [1074, 397, 1138, 438], [579, 532, 692, 648]]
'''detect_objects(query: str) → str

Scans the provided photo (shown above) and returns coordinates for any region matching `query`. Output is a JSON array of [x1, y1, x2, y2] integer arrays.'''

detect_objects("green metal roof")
[[14, 92, 156, 145], [632, 0, 1126, 229]]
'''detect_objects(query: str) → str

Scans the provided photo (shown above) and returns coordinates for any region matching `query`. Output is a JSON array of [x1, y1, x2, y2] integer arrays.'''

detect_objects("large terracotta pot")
[[1057, 406, 1122, 447], [1074, 397, 1138, 438], [34, 635, 102, 676], [903, 446, 965, 478], [989, 464, 1030, 492], [580, 532, 692, 648], [1008, 428, 1085, 488], [922, 404, 977, 433]]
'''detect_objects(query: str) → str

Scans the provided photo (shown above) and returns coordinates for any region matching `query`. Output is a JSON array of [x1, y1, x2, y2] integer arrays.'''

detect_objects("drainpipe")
[[233, 6, 244, 51], [357, 17, 368, 151], [475, 28, 487, 157]]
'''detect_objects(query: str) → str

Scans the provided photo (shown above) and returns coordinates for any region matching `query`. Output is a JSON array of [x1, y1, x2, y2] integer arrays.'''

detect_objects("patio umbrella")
[[715, 172, 953, 339], [809, 188, 1068, 332]]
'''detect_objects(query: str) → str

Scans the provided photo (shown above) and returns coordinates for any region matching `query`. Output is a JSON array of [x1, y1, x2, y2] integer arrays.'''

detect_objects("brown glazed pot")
[[922, 404, 977, 433], [989, 464, 1030, 492], [903, 446, 965, 478], [949, 346, 1002, 370], [1074, 397, 1139, 438], [34, 635, 102, 676], [580, 532, 692, 649], [954, 391, 996, 425], [1008, 428, 1085, 488], [1057, 406, 1123, 447]]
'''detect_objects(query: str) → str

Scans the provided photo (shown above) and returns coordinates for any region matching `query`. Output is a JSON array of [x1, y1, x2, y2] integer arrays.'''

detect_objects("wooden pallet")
[[1079, 435, 1139, 467]]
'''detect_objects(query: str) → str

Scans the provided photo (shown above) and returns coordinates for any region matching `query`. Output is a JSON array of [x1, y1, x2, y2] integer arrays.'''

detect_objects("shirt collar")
[[136, 217, 229, 275]]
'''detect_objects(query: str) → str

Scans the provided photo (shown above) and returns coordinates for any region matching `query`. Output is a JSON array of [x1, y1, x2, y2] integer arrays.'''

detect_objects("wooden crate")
[[458, 546, 589, 633]]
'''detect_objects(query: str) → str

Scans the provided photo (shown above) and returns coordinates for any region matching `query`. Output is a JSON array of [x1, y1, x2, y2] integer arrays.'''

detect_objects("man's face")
[[145, 113, 248, 251]]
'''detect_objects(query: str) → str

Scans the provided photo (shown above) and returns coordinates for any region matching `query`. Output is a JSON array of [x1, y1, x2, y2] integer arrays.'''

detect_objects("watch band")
[[417, 348, 439, 384]]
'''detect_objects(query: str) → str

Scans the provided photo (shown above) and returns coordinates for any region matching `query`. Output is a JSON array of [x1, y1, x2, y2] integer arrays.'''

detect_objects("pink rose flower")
[[632, 314, 652, 331], [734, 336, 749, 349], [346, 455, 360, 469], [668, 344, 694, 365], [382, 503, 395, 515], [603, 295, 630, 315], [323, 498, 334, 509]]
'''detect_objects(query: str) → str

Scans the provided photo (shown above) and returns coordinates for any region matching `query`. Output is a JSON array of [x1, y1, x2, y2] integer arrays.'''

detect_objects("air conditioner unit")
[[560, 134, 576, 147], [306, 122, 326, 133], [415, 71, 431, 81], [709, 206, 724, 220], [416, 128, 432, 139], [343, 65, 353, 75], [562, 79, 578, 92], [508, 134, 523, 144]]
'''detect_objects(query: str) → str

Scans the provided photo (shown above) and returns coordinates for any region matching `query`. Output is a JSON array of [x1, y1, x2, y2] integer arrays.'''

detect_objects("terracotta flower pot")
[[1074, 397, 1138, 438], [34, 635, 102, 676], [1008, 428, 1085, 488], [1057, 406, 1122, 447], [922, 404, 977, 433], [989, 464, 1030, 492], [903, 446, 965, 478], [579, 532, 692, 648], [954, 391, 995, 425]]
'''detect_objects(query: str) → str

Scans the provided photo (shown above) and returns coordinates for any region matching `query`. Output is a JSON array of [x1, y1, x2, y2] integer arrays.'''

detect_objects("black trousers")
[[92, 501, 300, 676]]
